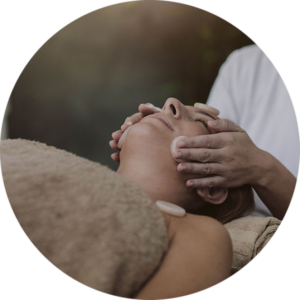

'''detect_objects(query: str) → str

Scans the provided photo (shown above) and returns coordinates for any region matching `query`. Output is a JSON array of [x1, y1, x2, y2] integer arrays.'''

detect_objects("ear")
[[196, 187, 228, 205]]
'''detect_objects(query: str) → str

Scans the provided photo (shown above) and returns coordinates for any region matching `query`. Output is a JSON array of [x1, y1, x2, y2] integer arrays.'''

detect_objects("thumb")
[[207, 119, 244, 133]]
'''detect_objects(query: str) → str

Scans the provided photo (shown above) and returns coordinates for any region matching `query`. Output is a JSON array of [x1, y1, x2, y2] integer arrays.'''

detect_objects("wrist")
[[251, 149, 274, 188]]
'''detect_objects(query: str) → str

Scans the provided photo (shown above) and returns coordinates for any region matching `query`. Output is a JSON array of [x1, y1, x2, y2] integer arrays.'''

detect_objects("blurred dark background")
[[4, 1, 253, 170]]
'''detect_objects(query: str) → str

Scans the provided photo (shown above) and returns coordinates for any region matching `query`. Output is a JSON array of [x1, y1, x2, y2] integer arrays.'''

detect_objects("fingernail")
[[147, 104, 154, 108], [126, 122, 132, 126], [187, 181, 194, 187], [178, 164, 186, 171]]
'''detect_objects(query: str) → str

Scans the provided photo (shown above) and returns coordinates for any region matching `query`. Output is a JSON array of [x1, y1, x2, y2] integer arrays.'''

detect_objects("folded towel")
[[0, 139, 168, 298], [224, 216, 281, 273]]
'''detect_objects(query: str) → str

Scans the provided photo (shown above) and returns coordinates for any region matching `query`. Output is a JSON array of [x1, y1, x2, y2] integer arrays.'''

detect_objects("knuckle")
[[223, 151, 232, 163], [188, 164, 194, 172], [207, 180, 214, 188], [203, 163, 211, 174], [204, 136, 212, 148], [201, 150, 210, 162], [186, 149, 192, 159], [190, 138, 195, 147], [223, 119, 230, 130], [219, 141, 225, 148], [226, 135, 234, 145]]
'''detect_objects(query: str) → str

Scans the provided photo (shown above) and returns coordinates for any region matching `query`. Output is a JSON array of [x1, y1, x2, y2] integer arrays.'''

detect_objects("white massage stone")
[[155, 200, 186, 217], [170, 135, 188, 163]]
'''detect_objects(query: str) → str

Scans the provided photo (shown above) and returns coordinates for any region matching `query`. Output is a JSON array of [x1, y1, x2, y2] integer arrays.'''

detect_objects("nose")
[[163, 98, 182, 119]]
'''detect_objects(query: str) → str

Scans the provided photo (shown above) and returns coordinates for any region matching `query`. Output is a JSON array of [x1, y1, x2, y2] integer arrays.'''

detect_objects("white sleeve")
[[206, 45, 300, 217], [206, 50, 243, 124]]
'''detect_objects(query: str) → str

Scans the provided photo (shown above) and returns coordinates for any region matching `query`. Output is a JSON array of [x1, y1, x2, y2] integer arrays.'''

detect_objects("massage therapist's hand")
[[110, 103, 161, 162], [173, 119, 265, 189]]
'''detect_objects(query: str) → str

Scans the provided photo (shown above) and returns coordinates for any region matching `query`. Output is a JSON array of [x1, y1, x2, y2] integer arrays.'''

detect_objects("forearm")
[[252, 150, 296, 220]]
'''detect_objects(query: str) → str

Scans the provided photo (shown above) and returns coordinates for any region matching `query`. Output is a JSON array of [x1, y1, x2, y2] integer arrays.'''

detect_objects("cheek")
[[182, 125, 207, 137]]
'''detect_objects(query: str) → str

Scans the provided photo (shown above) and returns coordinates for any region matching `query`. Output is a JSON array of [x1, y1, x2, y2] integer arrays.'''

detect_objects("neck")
[[117, 147, 202, 212]]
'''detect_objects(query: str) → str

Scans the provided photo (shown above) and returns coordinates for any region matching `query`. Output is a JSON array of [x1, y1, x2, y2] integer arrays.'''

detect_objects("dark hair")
[[199, 184, 255, 224]]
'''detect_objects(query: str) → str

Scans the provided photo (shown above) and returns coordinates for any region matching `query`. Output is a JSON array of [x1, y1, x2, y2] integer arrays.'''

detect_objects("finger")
[[126, 111, 143, 122], [121, 104, 162, 132], [121, 112, 145, 131], [109, 140, 119, 151], [139, 103, 162, 115], [207, 119, 244, 133], [112, 130, 123, 142], [173, 148, 220, 163], [111, 152, 120, 162], [177, 162, 224, 176], [121, 115, 141, 132], [194, 103, 220, 115], [121, 122, 132, 133], [186, 176, 225, 189], [121, 121, 133, 132], [175, 135, 226, 150]]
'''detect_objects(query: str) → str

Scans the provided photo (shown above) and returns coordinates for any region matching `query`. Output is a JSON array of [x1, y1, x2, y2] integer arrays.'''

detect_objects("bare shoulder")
[[135, 213, 232, 299], [160, 211, 232, 252], [169, 213, 230, 241], [176, 214, 232, 275]]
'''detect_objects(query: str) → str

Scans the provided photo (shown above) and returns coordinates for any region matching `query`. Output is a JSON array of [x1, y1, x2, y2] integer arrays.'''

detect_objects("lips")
[[147, 113, 174, 131]]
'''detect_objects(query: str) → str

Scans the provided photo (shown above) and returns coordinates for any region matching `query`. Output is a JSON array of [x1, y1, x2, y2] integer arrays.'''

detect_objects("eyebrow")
[[194, 109, 216, 120]]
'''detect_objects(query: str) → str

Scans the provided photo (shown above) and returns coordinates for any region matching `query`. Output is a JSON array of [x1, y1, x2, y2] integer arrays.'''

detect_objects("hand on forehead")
[[193, 103, 220, 118]]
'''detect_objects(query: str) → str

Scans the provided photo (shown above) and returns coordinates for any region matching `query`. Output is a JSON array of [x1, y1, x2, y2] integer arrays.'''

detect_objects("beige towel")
[[1, 139, 281, 290], [224, 216, 281, 273], [0, 139, 168, 298]]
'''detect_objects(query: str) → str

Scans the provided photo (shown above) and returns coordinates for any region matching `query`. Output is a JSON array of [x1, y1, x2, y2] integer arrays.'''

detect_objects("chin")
[[124, 122, 171, 149]]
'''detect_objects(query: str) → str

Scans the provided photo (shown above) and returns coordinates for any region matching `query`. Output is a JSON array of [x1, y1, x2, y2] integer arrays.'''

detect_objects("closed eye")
[[195, 118, 208, 129]]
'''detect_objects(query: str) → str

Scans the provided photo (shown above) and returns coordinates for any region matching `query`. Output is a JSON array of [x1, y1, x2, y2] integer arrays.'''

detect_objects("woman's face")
[[148, 98, 218, 136], [140, 97, 218, 140], [118, 98, 219, 210]]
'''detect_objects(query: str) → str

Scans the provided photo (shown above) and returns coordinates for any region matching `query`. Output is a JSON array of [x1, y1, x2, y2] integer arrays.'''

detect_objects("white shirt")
[[207, 45, 300, 217]]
